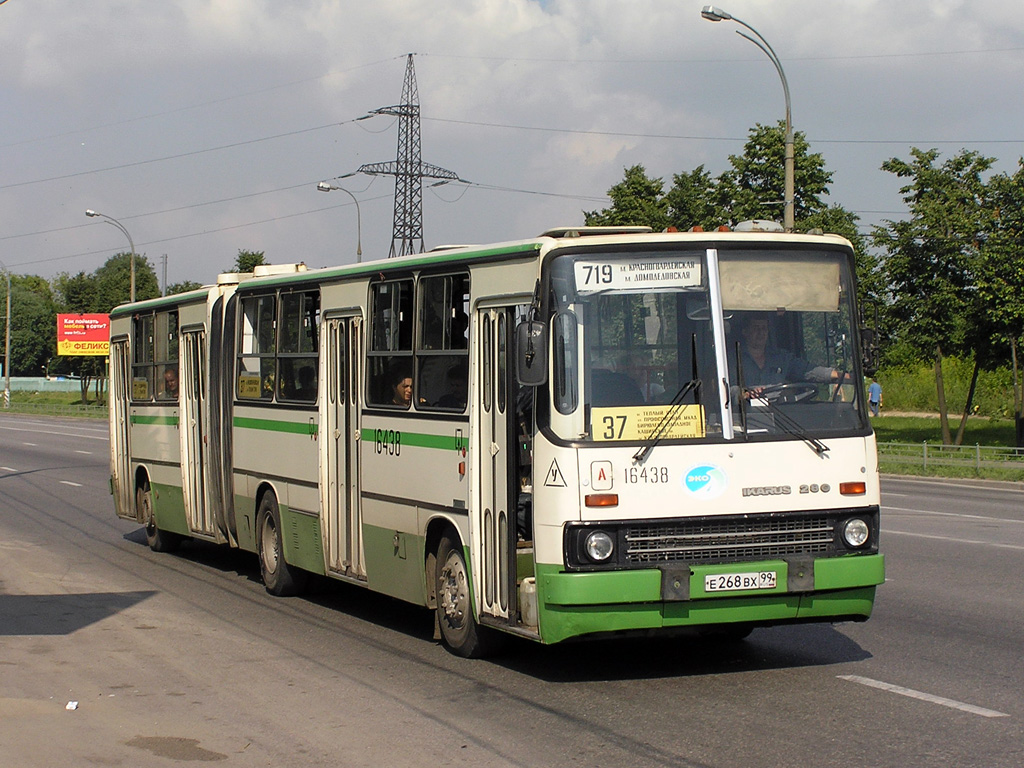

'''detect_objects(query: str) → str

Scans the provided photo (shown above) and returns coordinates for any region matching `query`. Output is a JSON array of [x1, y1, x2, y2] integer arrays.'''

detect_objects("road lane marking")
[[74, 450, 92, 455], [59, 481, 83, 487], [885, 506, 1024, 524], [838, 675, 1008, 718], [884, 529, 1024, 551], [1, 466, 17, 472], [23, 442, 36, 446], [0, 423, 107, 441]]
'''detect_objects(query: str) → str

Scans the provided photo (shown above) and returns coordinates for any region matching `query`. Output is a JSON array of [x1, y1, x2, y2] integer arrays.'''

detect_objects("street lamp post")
[[85, 209, 137, 302], [317, 180, 363, 262], [701, 5, 794, 231]]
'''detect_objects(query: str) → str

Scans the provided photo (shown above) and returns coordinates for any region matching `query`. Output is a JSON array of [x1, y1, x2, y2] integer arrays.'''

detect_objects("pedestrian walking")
[[868, 377, 882, 417]]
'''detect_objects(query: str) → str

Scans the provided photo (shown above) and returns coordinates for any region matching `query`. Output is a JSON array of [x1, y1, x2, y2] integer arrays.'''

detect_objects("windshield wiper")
[[632, 379, 702, 464], [746, 394, 830, 457], [735, 341, 829, 457], [633, 336, 703, 464]]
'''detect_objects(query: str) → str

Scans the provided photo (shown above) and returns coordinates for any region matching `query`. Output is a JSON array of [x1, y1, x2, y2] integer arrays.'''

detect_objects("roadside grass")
[[871, 414, 1017, 447]]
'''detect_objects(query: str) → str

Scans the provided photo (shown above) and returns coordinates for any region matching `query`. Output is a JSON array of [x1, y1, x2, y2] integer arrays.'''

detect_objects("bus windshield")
[[546, 246, 867, 444]]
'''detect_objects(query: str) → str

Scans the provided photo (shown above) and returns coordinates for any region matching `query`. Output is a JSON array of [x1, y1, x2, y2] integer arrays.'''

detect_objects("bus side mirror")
[[516, 320, 547, 386]]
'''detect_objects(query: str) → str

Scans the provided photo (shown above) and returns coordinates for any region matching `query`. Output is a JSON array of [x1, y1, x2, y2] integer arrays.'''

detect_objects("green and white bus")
[[109, 225, 884, 657]]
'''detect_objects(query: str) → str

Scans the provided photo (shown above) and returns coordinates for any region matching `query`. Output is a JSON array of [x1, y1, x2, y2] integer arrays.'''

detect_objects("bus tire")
[[257, 494, 307, 597], [137, 480, 182, 553], [435, 534, 490, 658]]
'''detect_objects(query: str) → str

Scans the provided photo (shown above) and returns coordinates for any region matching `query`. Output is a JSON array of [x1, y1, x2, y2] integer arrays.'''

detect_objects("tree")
[[584, 166, 668, 230], [663, 165, 729, 231], [2, 274, 57, 377], [230, 249, 266, 273], [873, 148, 996, 444], [718, 121, 832, 224], [977, 160, 1024, 443], [167, 280, 204, 295]]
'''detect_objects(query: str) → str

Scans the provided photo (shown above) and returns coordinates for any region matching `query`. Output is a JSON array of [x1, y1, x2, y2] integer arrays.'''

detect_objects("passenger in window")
[[294, 365, 317, 402], [163, 366, 179, 400], [391, 370, 413, 408], [436, 362, 468, 409]]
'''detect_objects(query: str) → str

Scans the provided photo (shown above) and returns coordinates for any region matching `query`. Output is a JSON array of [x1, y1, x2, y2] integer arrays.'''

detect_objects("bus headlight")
[[584, 530, 614, 562], [842, 518, 870, 548]]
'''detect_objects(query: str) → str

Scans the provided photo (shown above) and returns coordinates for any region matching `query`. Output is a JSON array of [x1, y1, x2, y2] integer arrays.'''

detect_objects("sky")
[[1, 0, 1023, 290]]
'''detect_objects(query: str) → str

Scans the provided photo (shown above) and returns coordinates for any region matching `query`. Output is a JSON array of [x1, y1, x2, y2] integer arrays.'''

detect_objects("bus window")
[[418, 274, 470, 411], [238, 295, 276, 400], [155, 311, 180, 401], [278, 291, 319, 403], [132, 313, 155, 401], [367, 279, 414, 408]]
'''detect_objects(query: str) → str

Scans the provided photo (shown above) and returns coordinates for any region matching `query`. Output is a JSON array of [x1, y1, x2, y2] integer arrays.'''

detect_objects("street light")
[[317, 180, 363, 262], [701, 5, 795, 231], [85, 209, 137, 302]]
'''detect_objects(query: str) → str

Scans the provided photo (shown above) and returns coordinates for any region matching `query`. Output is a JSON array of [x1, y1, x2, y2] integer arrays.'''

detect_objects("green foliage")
[[719, 121, 832, 223], [167, 280, 204, 295], [230, 249, 267, 273], [873, 148, 995, 361], [2, 274, 58, 376], [874, 357, 1017, 418], [584, 166, 668, 230]]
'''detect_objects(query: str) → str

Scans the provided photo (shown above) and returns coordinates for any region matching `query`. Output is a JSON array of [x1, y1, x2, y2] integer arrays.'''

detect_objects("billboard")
[[57, 314, 110, 356]]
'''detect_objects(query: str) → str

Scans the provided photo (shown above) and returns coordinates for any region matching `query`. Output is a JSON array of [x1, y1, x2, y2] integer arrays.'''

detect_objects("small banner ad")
[[57, 314, 110, 356]]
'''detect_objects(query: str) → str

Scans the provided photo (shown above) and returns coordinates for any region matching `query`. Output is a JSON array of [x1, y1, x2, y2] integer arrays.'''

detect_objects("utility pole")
[[357, 54, 461, 257]]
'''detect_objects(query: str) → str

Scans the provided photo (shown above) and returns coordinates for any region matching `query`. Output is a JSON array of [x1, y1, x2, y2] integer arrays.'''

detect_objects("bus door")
[[179, 329, 216, 537], [321, 315, 365, 580], [109, 338, 134, 520], [475, 306, 517, 623]]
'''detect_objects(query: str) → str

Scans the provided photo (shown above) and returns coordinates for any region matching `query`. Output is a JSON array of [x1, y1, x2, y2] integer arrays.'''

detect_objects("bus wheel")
[[137, 480, 182, 553], [435, 534, 488, 658], [257, 494, 307, 597]]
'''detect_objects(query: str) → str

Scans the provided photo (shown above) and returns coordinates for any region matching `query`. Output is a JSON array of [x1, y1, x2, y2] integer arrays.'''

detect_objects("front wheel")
[[257, 494, 308, 596], [137, 480, 182, 553], [435, 534, 490, 658]]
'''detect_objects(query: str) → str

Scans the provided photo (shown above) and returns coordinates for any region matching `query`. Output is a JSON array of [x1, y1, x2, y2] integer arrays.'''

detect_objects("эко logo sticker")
[[683, 465, 727, 499]]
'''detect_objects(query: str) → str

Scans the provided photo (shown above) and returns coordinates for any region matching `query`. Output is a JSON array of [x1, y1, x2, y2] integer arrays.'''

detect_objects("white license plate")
[[704, 571, 777, 592]]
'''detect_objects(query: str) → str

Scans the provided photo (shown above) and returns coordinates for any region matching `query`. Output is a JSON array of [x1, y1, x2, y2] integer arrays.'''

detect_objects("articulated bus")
[[109, 225, 884, 657]]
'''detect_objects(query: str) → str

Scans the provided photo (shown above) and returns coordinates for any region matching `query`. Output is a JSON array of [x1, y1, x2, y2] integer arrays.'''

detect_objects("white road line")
[[74, 450, 92, 455], [885, 506, 1024, 524], [883, 529, 1024, 551], [0, 424, 107, 441], [838, 675, 1008, 718], [23, 442, 36, 446], [1, 466, 17, 472], [59, 481, 83, 487]]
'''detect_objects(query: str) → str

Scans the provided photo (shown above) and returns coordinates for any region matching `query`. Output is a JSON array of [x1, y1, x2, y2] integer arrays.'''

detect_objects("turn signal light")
[[839, 481, 866, 495], [585, 493, 619, 507]]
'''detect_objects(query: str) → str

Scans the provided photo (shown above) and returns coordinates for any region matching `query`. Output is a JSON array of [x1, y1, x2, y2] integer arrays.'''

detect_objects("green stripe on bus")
[[234, 416, 319, 435], [131, 414, 179, 426], [359, 428, 464, 451]]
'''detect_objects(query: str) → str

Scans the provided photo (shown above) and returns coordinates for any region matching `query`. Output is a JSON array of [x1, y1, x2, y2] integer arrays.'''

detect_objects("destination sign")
[[574, 257, 702, 294]]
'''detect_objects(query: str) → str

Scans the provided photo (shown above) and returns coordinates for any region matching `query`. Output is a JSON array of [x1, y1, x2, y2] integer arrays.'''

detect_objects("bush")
[[873, 356, 1019, 418]]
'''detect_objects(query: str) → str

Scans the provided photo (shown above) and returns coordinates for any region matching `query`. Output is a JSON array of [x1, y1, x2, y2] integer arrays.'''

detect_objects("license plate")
[[704, 571, 777, 592]]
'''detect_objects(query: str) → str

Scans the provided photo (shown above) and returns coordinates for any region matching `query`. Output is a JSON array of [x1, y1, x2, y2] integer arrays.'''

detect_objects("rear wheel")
[[257, 494, 307, 596], [435, 534, 492, 658], [137, 480, 182, 553]]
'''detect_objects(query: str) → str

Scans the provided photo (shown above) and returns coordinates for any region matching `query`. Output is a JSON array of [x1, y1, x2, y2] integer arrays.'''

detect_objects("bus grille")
[[624, 515, 836, 565]]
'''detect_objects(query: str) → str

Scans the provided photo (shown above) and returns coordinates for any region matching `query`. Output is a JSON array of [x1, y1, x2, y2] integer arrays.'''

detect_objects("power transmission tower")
[[357, 54, 460, 258]]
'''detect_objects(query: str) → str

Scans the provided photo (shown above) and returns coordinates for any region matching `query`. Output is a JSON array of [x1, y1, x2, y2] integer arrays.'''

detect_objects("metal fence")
[[877, 441, 1024, 472]]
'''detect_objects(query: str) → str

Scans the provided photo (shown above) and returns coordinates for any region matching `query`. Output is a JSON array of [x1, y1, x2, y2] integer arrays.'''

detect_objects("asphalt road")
[[1, 413, 1021, 767]]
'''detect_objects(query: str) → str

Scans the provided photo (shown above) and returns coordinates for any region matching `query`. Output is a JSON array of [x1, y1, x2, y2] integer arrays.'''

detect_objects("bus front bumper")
[[534, 553, 884, 645]]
